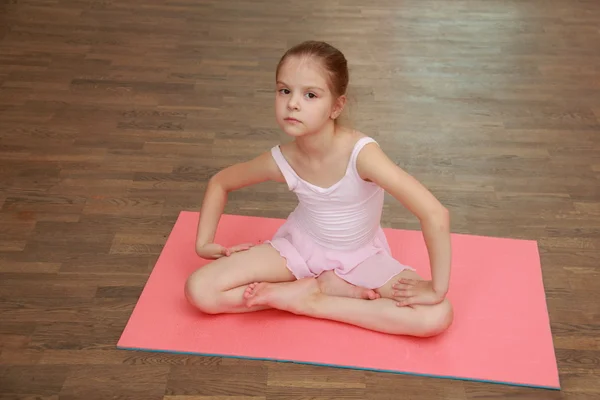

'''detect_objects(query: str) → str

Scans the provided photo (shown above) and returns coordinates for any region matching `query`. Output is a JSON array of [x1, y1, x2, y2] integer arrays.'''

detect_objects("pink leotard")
[[266, 136, 414, 289]]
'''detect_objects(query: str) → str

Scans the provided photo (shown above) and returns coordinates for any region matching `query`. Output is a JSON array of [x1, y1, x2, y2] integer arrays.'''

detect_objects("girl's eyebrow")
[[276, 81, 325, 92]]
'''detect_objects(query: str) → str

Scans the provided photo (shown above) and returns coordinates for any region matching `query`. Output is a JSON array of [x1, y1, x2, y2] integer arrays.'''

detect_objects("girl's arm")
[[356, 143, 451, 297], [196, 150, 284, 256]]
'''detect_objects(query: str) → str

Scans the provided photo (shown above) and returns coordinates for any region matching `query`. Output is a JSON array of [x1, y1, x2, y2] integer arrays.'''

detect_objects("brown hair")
[[276, 40, 349, 99]]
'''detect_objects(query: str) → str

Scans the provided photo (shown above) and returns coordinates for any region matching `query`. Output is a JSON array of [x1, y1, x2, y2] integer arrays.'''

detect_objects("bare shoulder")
[[354, 133, 392, 179], [345, 128, 382, 163], [345, 128, 369, 146], [212, 147, 286, 191], [338, 127, 369, 157]]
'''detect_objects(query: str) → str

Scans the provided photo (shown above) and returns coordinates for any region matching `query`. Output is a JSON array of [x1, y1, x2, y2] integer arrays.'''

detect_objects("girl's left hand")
[[392, 278, 445, 307]]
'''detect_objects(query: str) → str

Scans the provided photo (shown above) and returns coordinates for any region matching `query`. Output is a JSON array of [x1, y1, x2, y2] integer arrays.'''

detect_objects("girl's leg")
[[245, 269, 453, 337], [184, 244, 296, 314], [185, 243, 381, 315], [243, 272, 380, 304], [315, 271, 380, 300]]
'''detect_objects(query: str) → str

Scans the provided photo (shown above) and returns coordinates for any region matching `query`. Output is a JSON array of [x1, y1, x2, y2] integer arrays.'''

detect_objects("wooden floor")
[[1, 0, 599, 398]]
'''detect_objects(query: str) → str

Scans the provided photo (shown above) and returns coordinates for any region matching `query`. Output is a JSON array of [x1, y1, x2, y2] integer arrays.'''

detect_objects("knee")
[[184, 270, 221, 314], [418, 299, 454, 337]]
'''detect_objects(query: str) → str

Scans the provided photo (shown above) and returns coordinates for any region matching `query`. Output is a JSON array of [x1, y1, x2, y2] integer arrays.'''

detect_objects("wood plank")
[[0, 366, 69, 398], [165, 365, 267, 397], [366, 373, 466, 400], [59, 365, 170, 400], [0, 0, 599, 399], [39, 349, 221, 366], [267, 363, 366, 389]]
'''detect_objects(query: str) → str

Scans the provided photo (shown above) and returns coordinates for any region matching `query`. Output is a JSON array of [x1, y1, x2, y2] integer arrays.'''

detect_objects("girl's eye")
[[279, 89, 290, 95], [305, 92, 316, 99]]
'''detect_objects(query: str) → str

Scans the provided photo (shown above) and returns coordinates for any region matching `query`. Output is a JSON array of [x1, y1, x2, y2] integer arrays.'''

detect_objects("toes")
[[244, 282, 259, 299], [365, 290, 381, 300], [362, 289, 376, 300]]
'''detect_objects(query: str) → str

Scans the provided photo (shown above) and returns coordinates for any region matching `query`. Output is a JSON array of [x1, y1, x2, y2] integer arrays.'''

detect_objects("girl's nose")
[[287, 95, 300, 111]]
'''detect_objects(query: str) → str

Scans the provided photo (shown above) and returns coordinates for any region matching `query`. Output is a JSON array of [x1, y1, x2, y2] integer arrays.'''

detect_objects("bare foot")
[[243, 282, 267, 300], [317, 271, 380, 300], [244, 278, 321, 315]]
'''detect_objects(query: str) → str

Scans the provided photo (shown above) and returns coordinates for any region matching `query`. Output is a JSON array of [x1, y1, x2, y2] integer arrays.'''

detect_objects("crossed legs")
[[185, 244, 453, 337]]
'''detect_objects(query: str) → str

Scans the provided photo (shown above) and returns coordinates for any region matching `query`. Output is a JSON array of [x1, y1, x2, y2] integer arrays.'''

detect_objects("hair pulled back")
[[276, 40, 349, 99]]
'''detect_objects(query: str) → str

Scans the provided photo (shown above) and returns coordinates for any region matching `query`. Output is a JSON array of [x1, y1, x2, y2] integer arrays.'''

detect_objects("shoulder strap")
[[349, 137, 379, 179], [270, 146, 298, 190]]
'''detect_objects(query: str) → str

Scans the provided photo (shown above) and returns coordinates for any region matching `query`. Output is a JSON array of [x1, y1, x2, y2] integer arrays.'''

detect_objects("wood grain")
[[1, 0, 599, 399]]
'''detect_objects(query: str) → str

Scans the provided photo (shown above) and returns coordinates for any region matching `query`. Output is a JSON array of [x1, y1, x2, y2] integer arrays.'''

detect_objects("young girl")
[[185, 40, 453, 337]]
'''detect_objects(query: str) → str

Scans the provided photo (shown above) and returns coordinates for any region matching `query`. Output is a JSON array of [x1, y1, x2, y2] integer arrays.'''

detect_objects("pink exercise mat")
[[117, 211, 560, 390]]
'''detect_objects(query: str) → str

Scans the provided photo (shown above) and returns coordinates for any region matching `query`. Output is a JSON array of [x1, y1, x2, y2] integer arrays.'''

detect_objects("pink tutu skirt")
[[265, 216, 415, 289]]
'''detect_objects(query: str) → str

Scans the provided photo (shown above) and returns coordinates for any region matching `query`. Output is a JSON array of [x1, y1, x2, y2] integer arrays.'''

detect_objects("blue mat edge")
[[116, 344, 561, 391]]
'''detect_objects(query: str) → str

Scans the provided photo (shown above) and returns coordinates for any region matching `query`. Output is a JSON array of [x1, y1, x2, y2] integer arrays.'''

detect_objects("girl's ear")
[[331, 95, 347, 120]]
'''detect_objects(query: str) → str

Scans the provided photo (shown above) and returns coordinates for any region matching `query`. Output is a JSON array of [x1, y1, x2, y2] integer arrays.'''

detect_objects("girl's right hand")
[[196, 242, 255, 260]]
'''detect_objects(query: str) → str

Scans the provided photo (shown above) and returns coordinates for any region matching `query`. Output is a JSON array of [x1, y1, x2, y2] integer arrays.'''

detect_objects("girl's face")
[[275, 56, 344, 138]]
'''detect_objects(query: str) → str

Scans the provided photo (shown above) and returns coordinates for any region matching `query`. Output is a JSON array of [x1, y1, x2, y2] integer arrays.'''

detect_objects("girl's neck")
[[295, 122, 337, 160]]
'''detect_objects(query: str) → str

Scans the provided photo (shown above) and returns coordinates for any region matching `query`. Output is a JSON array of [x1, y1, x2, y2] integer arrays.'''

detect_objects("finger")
[[230, 243, 254, 252], [396, 298, 413, 307], [398, 294, 424, 306], [392, 282, 412, 290], [393, 278, 414, 286], [393, 289, 413, 297], [396, 291, 425, 305], [397, 278, 417, 285], [230, 246, 249, 254]]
